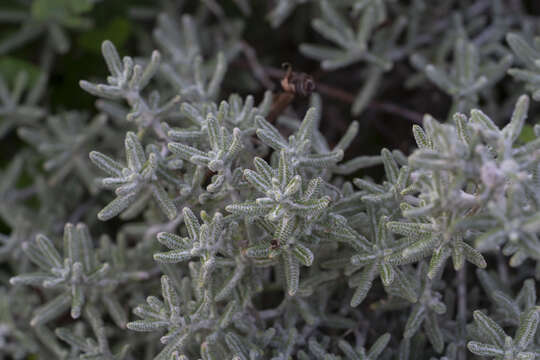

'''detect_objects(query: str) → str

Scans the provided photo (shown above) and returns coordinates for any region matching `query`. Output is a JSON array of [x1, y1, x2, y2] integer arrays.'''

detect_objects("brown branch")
[[264, 65, 423, 124], [232, 60, 424, 124], [315, 82, 355, 103]]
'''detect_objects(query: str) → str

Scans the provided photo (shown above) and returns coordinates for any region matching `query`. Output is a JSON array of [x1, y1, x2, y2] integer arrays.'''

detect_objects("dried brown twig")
[[237, 61, 424, 124]]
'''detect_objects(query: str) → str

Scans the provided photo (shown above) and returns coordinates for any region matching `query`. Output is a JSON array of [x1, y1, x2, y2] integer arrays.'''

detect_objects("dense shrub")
[[1, 1, 540, 359]]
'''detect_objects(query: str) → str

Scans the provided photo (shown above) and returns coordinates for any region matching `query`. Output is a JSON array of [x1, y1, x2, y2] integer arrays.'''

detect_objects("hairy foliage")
[[1, 1, 540, 360]]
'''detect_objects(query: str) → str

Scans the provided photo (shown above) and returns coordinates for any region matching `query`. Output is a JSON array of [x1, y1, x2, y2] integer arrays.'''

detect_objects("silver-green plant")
[[3, 1, 540, 360]]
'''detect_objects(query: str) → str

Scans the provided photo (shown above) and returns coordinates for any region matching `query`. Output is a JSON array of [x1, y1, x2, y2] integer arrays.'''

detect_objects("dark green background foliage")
[[1, 1, 540, 359]]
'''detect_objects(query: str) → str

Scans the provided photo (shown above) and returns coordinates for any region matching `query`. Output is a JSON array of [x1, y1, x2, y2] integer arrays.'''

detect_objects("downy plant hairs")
[[1, 1, 540, 360]]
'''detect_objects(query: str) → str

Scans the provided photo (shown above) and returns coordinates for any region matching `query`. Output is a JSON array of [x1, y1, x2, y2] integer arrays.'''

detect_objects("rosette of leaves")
[[343, 209, 422, 307], [467, 306, 540, 359], [167, 90, 272, 141], [166, 329, 276, 360], [153, 208, 225, 290], [153, 13, 232, 102], [299, 0, 402, 114], [0, 286, 43, 359], [273, 93, 378, 174], [507, 32, 540, 101], [0, 157, 35, 258], [407, 100, 531, 196], [55, 305, 130, 360], [385, 95, 540, 279], [80, 40, 181, 134], [475, 269, 538, 329], [453, 96, 540, 265], [90, 131, 178, 221], [127, 274, 263, 360], [255, 107, 344, 172], [474, 194, 540, 267], [167, 111, 243, 196], [165, 52, 226, 104], [353, 148, 411, 212], [6, 171, 80, 237], [0, 215, 32, 263], [0, 70, 46, 139], [163, 92, 270, 200], [153, 207, 261, 305], [10, 222, 147, 329], [152, 13, 200, 72], [0, 0, 95, 54], [227, 151, 331, 296], [298, 332, 390, 360], [300, 0, 392, 71], [18, 112, 107, 194], [385, 204, 488, 281], [0, 155, 24, 201], [410, 35, 512, 116]]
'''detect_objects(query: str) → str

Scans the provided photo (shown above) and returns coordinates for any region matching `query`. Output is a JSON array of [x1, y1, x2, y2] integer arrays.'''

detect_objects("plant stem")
[[457, 263, 467, 360]]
